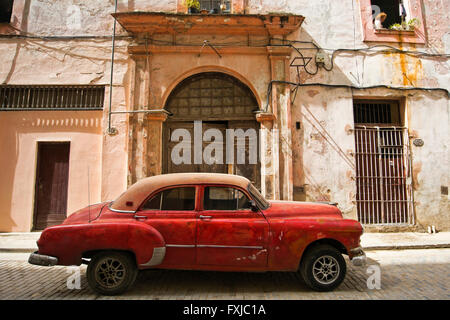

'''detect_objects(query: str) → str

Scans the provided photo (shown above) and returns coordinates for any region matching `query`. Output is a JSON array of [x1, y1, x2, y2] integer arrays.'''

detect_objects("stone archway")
[[163, 72, 261, 189]]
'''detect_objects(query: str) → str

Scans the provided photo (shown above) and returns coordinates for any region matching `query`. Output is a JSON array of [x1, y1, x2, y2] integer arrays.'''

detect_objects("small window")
[[371, 0, 403, 29], [353, 101, 401, 125], [204, 187, 252, 211], [199, 0, 231, 13], [0, 0, 13, 24], [142, 187, 196, 211]]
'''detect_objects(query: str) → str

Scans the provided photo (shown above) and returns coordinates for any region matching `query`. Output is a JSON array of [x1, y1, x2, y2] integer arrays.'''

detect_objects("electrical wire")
[[0, 34, 132, 40], [264, 80, 450, 112], [3, 34, 449, 58], [270, 38, 450, 58], [269, 41, 450, 76]]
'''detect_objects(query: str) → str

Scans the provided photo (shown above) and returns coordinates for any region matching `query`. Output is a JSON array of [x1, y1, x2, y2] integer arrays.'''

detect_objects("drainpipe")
[[107, 0, 118, 135]]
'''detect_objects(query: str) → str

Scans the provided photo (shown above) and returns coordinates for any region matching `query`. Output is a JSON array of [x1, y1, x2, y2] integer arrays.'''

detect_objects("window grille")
[[353, 100, 414, 225], [0, 85, 105, 111], [199, 0, 231, 13], [353, 101, 400, 124]]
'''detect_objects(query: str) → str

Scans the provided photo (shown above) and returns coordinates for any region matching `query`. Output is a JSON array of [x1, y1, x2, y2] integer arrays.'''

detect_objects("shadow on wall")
[[0, 0, 32, 232], [287, 28, 356, 203], [2, 0, 31, 84], [0, 111, 102, 232]]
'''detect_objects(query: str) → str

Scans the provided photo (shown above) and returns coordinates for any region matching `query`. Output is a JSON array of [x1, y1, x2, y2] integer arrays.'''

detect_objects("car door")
[[137, 185, 198, 267], [196, 185, 269, 268]]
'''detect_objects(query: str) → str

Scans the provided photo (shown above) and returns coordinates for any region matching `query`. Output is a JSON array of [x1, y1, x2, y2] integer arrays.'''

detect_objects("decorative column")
[[267, 46, 294, 201], [128, 47, 170, 185], [256, 112, 278, 200], [146, 110, 170, 178]]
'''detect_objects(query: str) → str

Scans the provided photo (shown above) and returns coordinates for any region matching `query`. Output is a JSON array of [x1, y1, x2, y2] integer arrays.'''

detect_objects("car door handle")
[[134, 215, 147, 221], [199, 215, 213, 220]]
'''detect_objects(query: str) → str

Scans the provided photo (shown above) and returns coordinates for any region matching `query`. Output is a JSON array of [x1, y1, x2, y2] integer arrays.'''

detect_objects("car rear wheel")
[[299, 244, 346, 292], [87, 251, 138, 295]]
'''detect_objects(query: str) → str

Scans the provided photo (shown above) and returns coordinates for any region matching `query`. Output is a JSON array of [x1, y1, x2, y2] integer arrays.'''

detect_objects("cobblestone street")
[[0, 249, 449, 300]]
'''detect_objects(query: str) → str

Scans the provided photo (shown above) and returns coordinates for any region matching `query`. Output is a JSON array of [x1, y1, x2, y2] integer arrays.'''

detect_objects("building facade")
[[0, 0, 448, 232]]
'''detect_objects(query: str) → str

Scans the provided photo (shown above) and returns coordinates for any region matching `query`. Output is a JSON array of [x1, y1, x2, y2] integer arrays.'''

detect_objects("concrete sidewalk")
[[0, 232, 40, 253], [1, 231, 449, 253], [360, 232, 450, 250]]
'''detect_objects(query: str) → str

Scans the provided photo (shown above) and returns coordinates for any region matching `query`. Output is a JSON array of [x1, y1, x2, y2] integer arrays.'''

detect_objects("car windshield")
[[247, 183, 270, 210]]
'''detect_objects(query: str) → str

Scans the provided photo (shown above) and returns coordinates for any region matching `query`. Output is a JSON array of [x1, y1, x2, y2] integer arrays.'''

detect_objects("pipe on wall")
[[107, 0, 118, 135]]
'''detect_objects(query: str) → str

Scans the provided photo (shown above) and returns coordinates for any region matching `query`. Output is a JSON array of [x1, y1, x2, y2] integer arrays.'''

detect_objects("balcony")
[[112, 12, 304, 37]]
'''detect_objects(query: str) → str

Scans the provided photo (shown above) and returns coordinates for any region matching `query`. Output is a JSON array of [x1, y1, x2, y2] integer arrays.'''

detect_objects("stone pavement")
[[0, 249, 449, 299], [1, 231, 449, 253], [0, 231, 449, 300]]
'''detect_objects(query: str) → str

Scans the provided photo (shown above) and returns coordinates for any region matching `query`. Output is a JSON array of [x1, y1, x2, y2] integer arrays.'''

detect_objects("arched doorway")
[[163, 72, 261, 188]]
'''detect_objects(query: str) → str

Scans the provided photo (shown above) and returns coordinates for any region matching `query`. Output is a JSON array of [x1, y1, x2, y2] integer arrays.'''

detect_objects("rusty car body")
[[29, 173, 366, 295]]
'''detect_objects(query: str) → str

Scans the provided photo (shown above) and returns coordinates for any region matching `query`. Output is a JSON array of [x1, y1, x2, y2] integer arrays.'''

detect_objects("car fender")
[[267, 218, 362, 270], [37, 220, 166, 267]]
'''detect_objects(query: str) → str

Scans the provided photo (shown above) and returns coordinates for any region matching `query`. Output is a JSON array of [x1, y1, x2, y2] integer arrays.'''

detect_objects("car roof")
[[110, 173, 251, 212]]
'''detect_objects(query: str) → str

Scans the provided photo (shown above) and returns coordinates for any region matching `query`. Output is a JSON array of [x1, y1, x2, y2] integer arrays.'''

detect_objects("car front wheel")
[[87, 251, 138, 295], [299, 244, 346, 292]]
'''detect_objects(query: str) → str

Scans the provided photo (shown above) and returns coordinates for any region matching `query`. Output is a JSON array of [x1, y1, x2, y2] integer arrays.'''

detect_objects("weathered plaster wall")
[[0, 0, 448, 230], [247, 0, 449, 90], [245, 0, 449, 228], [148, 53, 269, 109], [0, 111, 103, 232], [4, 0, 176, 36], [0, 1, 134, 230], [407, 92, 449, 230], [292, 87, 357, 219]]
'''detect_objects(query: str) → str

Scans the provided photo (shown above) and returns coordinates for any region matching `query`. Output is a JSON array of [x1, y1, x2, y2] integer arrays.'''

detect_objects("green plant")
[[184, 0, 200, 9], [389, 18, 421, 31], [407, 18, 421, 29], [389, 23, 402, 31]]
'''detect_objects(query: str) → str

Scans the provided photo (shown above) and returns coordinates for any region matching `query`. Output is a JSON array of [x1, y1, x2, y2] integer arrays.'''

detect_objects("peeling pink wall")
[[0, 111, 103, 232]]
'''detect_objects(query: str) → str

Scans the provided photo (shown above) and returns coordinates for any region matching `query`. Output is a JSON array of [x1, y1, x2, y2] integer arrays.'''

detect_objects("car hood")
[[263, 200, 343, 219]]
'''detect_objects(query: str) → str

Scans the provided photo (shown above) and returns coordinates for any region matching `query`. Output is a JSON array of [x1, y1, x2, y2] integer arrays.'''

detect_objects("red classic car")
[[29, 173, 366, 295]]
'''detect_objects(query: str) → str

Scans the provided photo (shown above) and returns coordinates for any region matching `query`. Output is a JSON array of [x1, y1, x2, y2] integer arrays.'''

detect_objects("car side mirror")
[[250, 200, 259, 212]]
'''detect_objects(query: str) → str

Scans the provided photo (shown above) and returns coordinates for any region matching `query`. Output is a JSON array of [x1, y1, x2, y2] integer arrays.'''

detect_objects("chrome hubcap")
[[312, 255, 340, 285], [95, 258, 126, 288]]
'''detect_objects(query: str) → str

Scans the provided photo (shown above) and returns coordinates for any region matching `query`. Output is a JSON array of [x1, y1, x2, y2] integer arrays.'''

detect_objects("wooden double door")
[[163, 121, 260, 189]]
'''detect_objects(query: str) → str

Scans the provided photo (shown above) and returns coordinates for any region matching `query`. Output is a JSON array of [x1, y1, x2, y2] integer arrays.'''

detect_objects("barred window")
[[199, 0, 231, 13], [353, 100, 401, 125], [0, 85, 105, 111]]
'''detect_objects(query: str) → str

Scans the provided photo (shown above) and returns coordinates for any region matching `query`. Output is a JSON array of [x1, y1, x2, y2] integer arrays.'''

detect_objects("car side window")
[[203, 187, 252, 211], [142, 187, 196, 211]]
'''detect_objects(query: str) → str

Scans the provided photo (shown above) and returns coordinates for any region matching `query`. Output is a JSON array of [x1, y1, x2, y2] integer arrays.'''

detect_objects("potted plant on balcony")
[[184, 0, 200, 14], [405, 18, 421, 31], [389, 18, 421, 31]]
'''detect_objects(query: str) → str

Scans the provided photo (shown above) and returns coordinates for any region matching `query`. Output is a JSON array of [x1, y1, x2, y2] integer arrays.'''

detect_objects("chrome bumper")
[[28, 252, 58, 267], [350, 247, 367, 266]]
